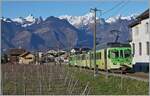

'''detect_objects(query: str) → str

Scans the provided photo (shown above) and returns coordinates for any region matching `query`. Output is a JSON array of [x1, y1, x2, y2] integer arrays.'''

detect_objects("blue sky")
[[2, 0, 149, 19]]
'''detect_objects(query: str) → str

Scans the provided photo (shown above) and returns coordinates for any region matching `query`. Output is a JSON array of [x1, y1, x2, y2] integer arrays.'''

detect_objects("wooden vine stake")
[[81, 82, 89, 95]]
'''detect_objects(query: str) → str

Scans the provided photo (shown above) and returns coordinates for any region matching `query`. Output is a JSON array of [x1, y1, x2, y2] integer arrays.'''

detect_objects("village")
[[1, 47, 91, 65]]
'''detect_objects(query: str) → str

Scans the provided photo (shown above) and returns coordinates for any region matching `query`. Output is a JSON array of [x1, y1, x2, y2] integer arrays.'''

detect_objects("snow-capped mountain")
[[1, 13, 137, 51], [59, 12, 100, 28], [105, 14, 137, 23], [1, 16, 80, 51], [58, 13, 137, 46], [10, 14, 43, 27], [1, 13, 137, 28], [0, 17, 12, 23], [12, 17, 26, 24], [24, 14, 36, 22], [12, 14, 35, 23], [59, 13, 137, 27]]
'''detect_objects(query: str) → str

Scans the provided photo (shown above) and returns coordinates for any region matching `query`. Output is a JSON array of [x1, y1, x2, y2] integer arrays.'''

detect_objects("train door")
[[75, 54, 77, 66], [85, 54, 88, 67], [89, 52, 92, 69], [104, 49, 108, 71]]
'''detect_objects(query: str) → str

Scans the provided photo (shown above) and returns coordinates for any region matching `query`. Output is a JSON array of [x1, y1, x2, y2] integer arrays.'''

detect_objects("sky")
[[2, 0, 149, 19]]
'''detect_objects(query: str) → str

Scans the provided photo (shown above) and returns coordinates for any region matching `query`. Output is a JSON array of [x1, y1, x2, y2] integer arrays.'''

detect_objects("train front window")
[[120, 50, 123, 57], [110, 50, 119, 58], [124, 49, 131, 58]]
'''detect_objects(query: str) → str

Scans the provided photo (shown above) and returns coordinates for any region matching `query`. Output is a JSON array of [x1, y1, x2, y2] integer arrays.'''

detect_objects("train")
[[69, 43, 132, 72]]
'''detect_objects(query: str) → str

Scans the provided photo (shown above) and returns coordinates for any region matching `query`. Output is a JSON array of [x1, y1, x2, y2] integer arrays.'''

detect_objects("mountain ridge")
[[1, 13, 136, 52]]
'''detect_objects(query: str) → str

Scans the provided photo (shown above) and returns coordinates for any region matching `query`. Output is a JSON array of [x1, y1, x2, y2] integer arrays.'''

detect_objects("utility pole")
[[90, 8, 102, 77]]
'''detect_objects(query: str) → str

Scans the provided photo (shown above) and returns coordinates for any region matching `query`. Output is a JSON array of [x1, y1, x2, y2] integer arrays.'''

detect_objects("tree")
[[1, 54, 8, 64]]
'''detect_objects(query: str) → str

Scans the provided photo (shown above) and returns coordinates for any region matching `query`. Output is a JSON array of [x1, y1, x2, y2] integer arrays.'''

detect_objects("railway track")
[[67, 65, 149, 82], [98, 71, 149, 82], [47, 62, 149, 82]]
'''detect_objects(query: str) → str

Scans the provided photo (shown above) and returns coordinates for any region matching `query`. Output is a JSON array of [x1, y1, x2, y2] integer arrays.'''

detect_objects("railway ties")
[[88, 69, 149, 82], [74, 65, 149, 82], [96, 71, 149, 82], [110, 73, 148, 82]]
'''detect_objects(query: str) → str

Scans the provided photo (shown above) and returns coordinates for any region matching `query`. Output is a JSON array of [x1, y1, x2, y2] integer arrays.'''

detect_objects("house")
[[43, 52, 55, 62], [70, 48, 80, 53], [80, 48, 91, 52], [129, 9, 149, 72], [47, 50, 57, 54], [8, 48, 26, 63], [70, 48, 91, 54], [38, 52, 43, 59], [19, 52, 35, 64]]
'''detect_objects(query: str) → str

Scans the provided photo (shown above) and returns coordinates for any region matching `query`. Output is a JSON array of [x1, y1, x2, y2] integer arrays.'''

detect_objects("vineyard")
[[1, 63, 90, 95], [1, 63, 149, 95]]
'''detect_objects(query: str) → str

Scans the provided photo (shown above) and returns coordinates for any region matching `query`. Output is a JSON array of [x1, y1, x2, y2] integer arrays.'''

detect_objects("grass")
[[67, 66, 149, 95]]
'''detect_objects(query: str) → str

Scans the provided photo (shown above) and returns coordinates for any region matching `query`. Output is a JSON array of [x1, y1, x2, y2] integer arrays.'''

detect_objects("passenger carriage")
[[69, 43, 132, 71]]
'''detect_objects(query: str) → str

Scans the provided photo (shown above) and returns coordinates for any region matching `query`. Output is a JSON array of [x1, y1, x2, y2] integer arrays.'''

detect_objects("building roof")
[[71, 48, 80, 51], [136, 9, 149, 20], [47, 50, 57, 54], [129, 9, 149, 28], [8, 48, 26, 56], [128, 20, 140, 28], [80, 48, 91, 51], [20, 52, 32, 57], [96, 42, 130, 50]]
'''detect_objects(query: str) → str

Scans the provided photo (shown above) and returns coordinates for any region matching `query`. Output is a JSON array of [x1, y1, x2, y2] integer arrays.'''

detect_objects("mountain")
[[59, 13, 136, 27], [1, 15, 81, 51], [59, 13, 136, 46], [12, 14, 43, 27], [1, 13, 137, 51], [59, 12, 99, 28]]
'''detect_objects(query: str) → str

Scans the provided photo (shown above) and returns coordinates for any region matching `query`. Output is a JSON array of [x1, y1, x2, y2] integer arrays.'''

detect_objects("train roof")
[[96, 42, 130, 50]]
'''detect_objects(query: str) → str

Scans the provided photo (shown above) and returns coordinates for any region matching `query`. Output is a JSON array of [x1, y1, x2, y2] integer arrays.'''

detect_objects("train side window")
[[91, 54, 93, 59], [115, 51, 119, 58], [82, 55, 85, 60], [108, 50, 110, 58], [78, 55, 80, 60], [96, 53, 99, 60], [96, 52, 101, 59], [100, 52, 101, 59], [82, 55, 84, 59], [96, 53, 98, 59]]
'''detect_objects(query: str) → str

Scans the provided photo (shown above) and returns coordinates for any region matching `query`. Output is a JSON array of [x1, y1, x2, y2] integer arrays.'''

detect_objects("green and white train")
[[69, 43, 132, 71]]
